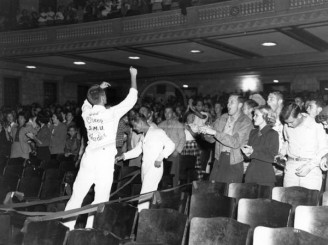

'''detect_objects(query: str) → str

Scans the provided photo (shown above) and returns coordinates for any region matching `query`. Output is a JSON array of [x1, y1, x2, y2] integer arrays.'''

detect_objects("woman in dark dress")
[[241, 105, 279, 186]]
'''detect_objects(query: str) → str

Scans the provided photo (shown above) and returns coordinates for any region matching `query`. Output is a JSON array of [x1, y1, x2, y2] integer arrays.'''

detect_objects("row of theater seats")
[[4, 181, 328, 245], [0, 157, 78, 204]]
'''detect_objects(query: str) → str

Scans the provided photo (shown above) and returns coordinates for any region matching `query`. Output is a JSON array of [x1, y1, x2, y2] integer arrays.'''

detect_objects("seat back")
[[192, 180, 227, 195], [0, 214, 11, 245], [272, 186, 319, 226], [189, 217, 250, 245], [22, 220, 69, 245], [40, 169, 61, 199], [93, 202, 138, 239], [237, 198, 291, 228], [295, 206, 328, 239], [253, 226, 328, 245], [189, 193, 236, 219], [17, 176, 42, 199], [228, 183, 272, 200], [136, 208, 187, 245], [66, 229, 119, 245], [150, 189, 189, 214]]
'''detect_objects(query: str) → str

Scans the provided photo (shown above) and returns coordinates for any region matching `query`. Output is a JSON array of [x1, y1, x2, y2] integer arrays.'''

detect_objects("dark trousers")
[[209, 152, 243, 184]]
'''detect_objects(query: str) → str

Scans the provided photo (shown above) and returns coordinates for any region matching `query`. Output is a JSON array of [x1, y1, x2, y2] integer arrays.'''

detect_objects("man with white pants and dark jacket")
[[64, 67, 138, 230]]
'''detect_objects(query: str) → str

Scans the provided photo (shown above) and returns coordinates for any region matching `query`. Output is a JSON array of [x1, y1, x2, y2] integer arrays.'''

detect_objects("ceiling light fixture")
[[128, 56, 140, 60], [190, 49, 202, 54], [261, 42, 277, 47], [273, 80, 279, 83], [26, 65, 36, 69], [183, 84, 189, 88], [73, 61, 86, 65]]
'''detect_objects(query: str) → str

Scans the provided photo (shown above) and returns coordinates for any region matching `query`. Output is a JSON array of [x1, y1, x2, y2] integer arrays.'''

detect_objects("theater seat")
[[22, 220, 69, 245], [192, 180, 227, 195], [131, 209, 187, 245], [253, 226, 328, 245], [66, 228, 120, 245], [93, 202, 138, 240], [228, 183, 272, 201], [295, 206, 328, 239], [237, 198, 292, 245], [272, 186, 319, 226], [189, 217, 250, 245], [238, 198, 291, 228], [150, 189, 189, 214], [189, 193, 236, 219]]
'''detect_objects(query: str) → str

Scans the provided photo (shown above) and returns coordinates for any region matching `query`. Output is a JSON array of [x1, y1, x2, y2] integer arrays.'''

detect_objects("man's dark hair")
[[313, 99, 326, 109], [244, 99, 259, 109], [130, 112, 147, 124], [87, 85, 106, 105], [280, 103, 301, 122]]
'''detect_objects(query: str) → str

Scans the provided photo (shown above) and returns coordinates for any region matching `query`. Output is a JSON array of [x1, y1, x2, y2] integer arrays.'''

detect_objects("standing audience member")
[[117, 114, 175, 211], [59, 125, 81, 174], [159, 106, 186, 186], [200, 94, 253, 184], [267, 91, 285, 183], [242, 99, 258, 120], [49, 113, 68, 159], [241, 105, 279, 186], [26, 114, 51, 163], [10, 112, 34, 160], [306, 99, 325, 119], [280, 103, 328, 191]]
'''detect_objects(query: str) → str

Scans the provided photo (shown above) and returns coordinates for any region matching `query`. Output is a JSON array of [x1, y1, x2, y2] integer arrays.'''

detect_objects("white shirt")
[[82, 88, 138, 150], [283, 114, 328, 161], [124, 126, 175, 168]]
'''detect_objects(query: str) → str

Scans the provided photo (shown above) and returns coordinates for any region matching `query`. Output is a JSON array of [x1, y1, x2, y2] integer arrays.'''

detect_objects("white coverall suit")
[[64, 88, 138, 229], [124, 126, 175, 211]]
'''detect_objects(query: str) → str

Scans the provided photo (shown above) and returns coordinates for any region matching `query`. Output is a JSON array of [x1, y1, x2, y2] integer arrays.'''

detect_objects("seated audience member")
[[38, 7, 48, 25], [116, 113, 175, 211], [10, 111, 34, 160], [55, 6, 65, 23], [241, 105, 279, 186], [280, 103, 328, 191], [242, 99, 259, 120]]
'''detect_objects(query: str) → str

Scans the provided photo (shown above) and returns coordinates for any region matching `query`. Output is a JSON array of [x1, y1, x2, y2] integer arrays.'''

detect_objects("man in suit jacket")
[[200, 94, 253, 183]]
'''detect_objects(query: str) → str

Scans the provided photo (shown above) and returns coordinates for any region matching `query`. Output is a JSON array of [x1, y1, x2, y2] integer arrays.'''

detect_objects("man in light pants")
[[116, 114, 175, 211], [64, 67, 138, 230], [279, 103, 328, 191]]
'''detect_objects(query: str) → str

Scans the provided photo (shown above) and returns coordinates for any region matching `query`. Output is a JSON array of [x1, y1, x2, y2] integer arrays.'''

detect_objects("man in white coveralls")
[[64, 67, 138, 229]]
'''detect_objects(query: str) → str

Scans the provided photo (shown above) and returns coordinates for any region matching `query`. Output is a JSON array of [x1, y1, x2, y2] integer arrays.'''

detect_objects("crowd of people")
[[1, 73, 328, 226], [0, 0, 201, 32]]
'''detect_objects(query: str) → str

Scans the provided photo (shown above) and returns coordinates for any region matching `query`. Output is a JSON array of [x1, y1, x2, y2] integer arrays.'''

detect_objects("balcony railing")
[[1, 0, 328, 52]]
